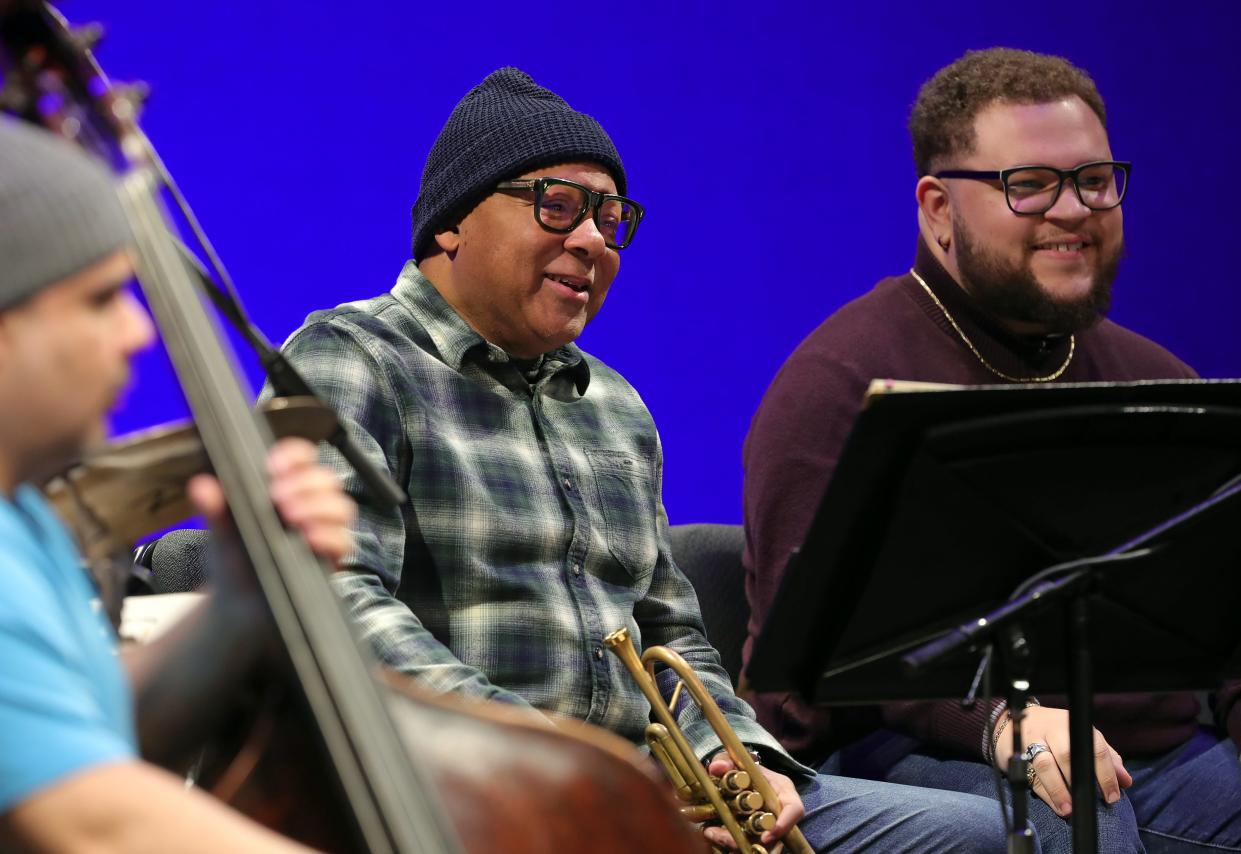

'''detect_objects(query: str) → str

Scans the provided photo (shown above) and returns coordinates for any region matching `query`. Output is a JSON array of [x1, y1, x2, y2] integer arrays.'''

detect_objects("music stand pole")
[[1068, 594, 1097, 851], [905, 565, 1102, 852]]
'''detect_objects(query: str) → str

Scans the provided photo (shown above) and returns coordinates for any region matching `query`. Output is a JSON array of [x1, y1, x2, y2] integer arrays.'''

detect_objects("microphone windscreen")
[[139, 528, 212, 594]]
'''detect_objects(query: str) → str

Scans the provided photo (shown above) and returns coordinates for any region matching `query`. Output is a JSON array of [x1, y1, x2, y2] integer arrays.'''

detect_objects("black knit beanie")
[[410, 67, 626, 262]]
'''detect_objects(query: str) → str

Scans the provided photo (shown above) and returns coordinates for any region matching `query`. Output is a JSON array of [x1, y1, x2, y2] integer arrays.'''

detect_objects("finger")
[[1092, 731, 1122, 804], [706, 755, 738, 777], [294, 521, 354, 567], [1110, 746, 1133, 788], [268, 466, 347, 509], [273, 490, 357, 532], [186, 474, 229, 529], [270, 469, 356, 528], [1031, 752, 1072, 817], [1047, 731, 1073, 788], [702, 825, 740, 850], [759, 769, 804, 844], [1116, 756, 1134, 789], [265, 437, 319, 476], [765, 806, 801, 844]]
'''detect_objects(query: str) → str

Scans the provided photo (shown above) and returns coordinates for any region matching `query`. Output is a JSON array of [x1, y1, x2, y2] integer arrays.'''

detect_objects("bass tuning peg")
[[70, 22, 106, 51], [111, 81, 151, 118], [0, 79, 31, 114]]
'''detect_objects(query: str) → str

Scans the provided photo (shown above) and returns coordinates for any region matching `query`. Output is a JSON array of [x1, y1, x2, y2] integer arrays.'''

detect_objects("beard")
[[953, 219, 1121, 334]]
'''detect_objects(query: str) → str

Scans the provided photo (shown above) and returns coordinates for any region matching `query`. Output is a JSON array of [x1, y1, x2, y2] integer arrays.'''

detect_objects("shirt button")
[[563, 478, 573, 490], [595, 647, 604, 660], [572, 563, 582, 576]]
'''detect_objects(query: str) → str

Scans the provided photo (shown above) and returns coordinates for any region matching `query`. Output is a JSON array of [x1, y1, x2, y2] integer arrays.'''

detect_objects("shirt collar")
[[390, 260, 591, 393]]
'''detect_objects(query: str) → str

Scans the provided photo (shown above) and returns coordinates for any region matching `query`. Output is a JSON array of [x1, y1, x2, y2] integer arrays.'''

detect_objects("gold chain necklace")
[[909, 268, 1075, 383]]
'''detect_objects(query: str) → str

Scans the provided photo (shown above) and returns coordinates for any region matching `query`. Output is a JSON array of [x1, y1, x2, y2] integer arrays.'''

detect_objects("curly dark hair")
[[908, 48, 1108, 177]]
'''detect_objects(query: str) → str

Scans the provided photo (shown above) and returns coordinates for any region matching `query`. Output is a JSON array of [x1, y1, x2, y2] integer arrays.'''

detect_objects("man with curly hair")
[[744, 47, 1241, 853]]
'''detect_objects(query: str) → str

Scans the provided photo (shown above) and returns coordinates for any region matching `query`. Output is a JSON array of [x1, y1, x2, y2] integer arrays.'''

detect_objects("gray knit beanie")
[[0, 118, 131, 310], [410, 67, 626, 262]]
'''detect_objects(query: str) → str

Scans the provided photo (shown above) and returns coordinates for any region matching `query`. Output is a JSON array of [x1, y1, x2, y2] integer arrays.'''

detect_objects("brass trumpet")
[[603, 628, 813, 854]]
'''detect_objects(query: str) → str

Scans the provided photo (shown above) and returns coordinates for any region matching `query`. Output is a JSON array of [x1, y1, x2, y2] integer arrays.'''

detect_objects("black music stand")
[[745, 379, 1241, 852]]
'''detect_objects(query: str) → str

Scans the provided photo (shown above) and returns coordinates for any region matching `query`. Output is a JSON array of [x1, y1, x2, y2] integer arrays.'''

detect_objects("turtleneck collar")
[[909, 237, 1076, 380]]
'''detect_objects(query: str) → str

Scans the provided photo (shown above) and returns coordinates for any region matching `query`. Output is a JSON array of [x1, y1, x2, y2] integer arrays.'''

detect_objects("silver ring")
[[1022, 742, 1050, 763]]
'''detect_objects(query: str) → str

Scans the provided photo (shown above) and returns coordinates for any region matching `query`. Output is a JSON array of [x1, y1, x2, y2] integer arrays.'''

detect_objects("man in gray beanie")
[[0, 118, 353, 851], [273, 68, 1009, 851]]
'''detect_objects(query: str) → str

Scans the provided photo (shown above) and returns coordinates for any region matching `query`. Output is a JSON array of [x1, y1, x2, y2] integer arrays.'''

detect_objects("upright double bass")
[[0, 5, 708, 851]]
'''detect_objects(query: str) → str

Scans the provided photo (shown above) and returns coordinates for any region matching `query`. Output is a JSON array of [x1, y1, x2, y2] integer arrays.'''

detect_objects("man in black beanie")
[[274, 67, 1011, 851], [0, 118, 353, 851]]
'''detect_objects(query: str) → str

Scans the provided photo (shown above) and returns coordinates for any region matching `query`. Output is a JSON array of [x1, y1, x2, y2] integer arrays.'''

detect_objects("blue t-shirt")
[[0, 484, 136, 812]]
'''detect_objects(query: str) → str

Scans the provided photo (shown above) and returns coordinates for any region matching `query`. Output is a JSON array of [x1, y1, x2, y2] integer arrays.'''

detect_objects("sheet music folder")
[[744, 379, 1241, 705]]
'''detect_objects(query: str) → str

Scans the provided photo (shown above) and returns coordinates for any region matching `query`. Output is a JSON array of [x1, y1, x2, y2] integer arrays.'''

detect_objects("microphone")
[[133, 528, 211, 594]]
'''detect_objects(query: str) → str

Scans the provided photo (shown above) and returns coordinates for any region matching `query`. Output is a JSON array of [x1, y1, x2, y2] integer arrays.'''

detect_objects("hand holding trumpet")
[[701, 751, 806, 852], [603, 628, 813, 854]]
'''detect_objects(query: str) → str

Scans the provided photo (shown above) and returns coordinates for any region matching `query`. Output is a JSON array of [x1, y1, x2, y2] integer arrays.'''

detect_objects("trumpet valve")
[[716, 768, 752, 793], [743, 811, 777, 836], [730, 789, 765, 815]]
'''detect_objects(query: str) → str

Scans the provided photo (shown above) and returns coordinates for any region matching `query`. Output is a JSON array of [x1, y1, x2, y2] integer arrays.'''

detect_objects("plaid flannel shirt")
[[267, 261, 803, 775]]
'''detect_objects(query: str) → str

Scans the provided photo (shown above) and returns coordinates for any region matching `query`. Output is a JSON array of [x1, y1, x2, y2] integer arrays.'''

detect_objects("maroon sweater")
[[741, 239, 1241, 763]]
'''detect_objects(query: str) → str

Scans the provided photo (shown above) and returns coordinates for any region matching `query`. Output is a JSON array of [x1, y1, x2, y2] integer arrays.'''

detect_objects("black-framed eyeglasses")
[[495, 177, 644, 250], [934, 160, 1131, 215]]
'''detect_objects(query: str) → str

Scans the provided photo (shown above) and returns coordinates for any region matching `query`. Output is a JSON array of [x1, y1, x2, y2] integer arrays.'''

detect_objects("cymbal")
[[43, 396, 338, 560]]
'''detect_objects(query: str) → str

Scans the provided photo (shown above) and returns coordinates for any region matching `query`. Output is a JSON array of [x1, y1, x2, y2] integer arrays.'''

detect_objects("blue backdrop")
[[73, 0, 1241, 525]]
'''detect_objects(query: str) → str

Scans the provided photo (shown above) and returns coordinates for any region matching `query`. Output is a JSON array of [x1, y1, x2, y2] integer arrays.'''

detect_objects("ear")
[[916, 175, 953, 250], [433, 226, 461, 257]]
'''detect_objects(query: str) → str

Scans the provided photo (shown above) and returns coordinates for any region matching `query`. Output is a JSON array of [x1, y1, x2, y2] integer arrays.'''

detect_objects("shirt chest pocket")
[[585, 449, 659, 582]]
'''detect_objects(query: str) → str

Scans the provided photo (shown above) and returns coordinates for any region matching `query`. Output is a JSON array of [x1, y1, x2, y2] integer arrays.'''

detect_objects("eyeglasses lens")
[[537, 183, 589, 231], [598, 198, 638, 248], [1074, 163, 1126, 210], [537, 181, 638, 248], [1006, 164, 1126, 213]]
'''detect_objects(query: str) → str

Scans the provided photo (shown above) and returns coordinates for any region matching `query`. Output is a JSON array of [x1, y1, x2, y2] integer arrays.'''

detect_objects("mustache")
[[955, 224, 1123, 333]]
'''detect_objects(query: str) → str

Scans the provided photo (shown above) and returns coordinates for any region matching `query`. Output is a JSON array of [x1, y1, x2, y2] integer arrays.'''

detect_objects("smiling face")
[[423, 161, 621, 358], [0, 249, 155, 491], [928, 97, 1124, 334]]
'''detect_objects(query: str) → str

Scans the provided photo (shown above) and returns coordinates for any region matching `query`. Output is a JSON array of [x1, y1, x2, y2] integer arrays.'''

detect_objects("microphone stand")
[[1000, 626, 1036, 854], [903, 556, 1125, 854]]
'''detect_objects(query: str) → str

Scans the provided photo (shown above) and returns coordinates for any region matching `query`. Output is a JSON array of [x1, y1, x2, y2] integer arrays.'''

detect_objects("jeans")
[[866, 728, 1241, 853], [796, 769, 1017, 852], [1127, 729, 1241, 853]]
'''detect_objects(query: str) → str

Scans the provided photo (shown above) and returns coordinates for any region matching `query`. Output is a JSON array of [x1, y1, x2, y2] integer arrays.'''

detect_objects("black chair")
[[139, 523, 755, 689], [668, 523, 748, 687]]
